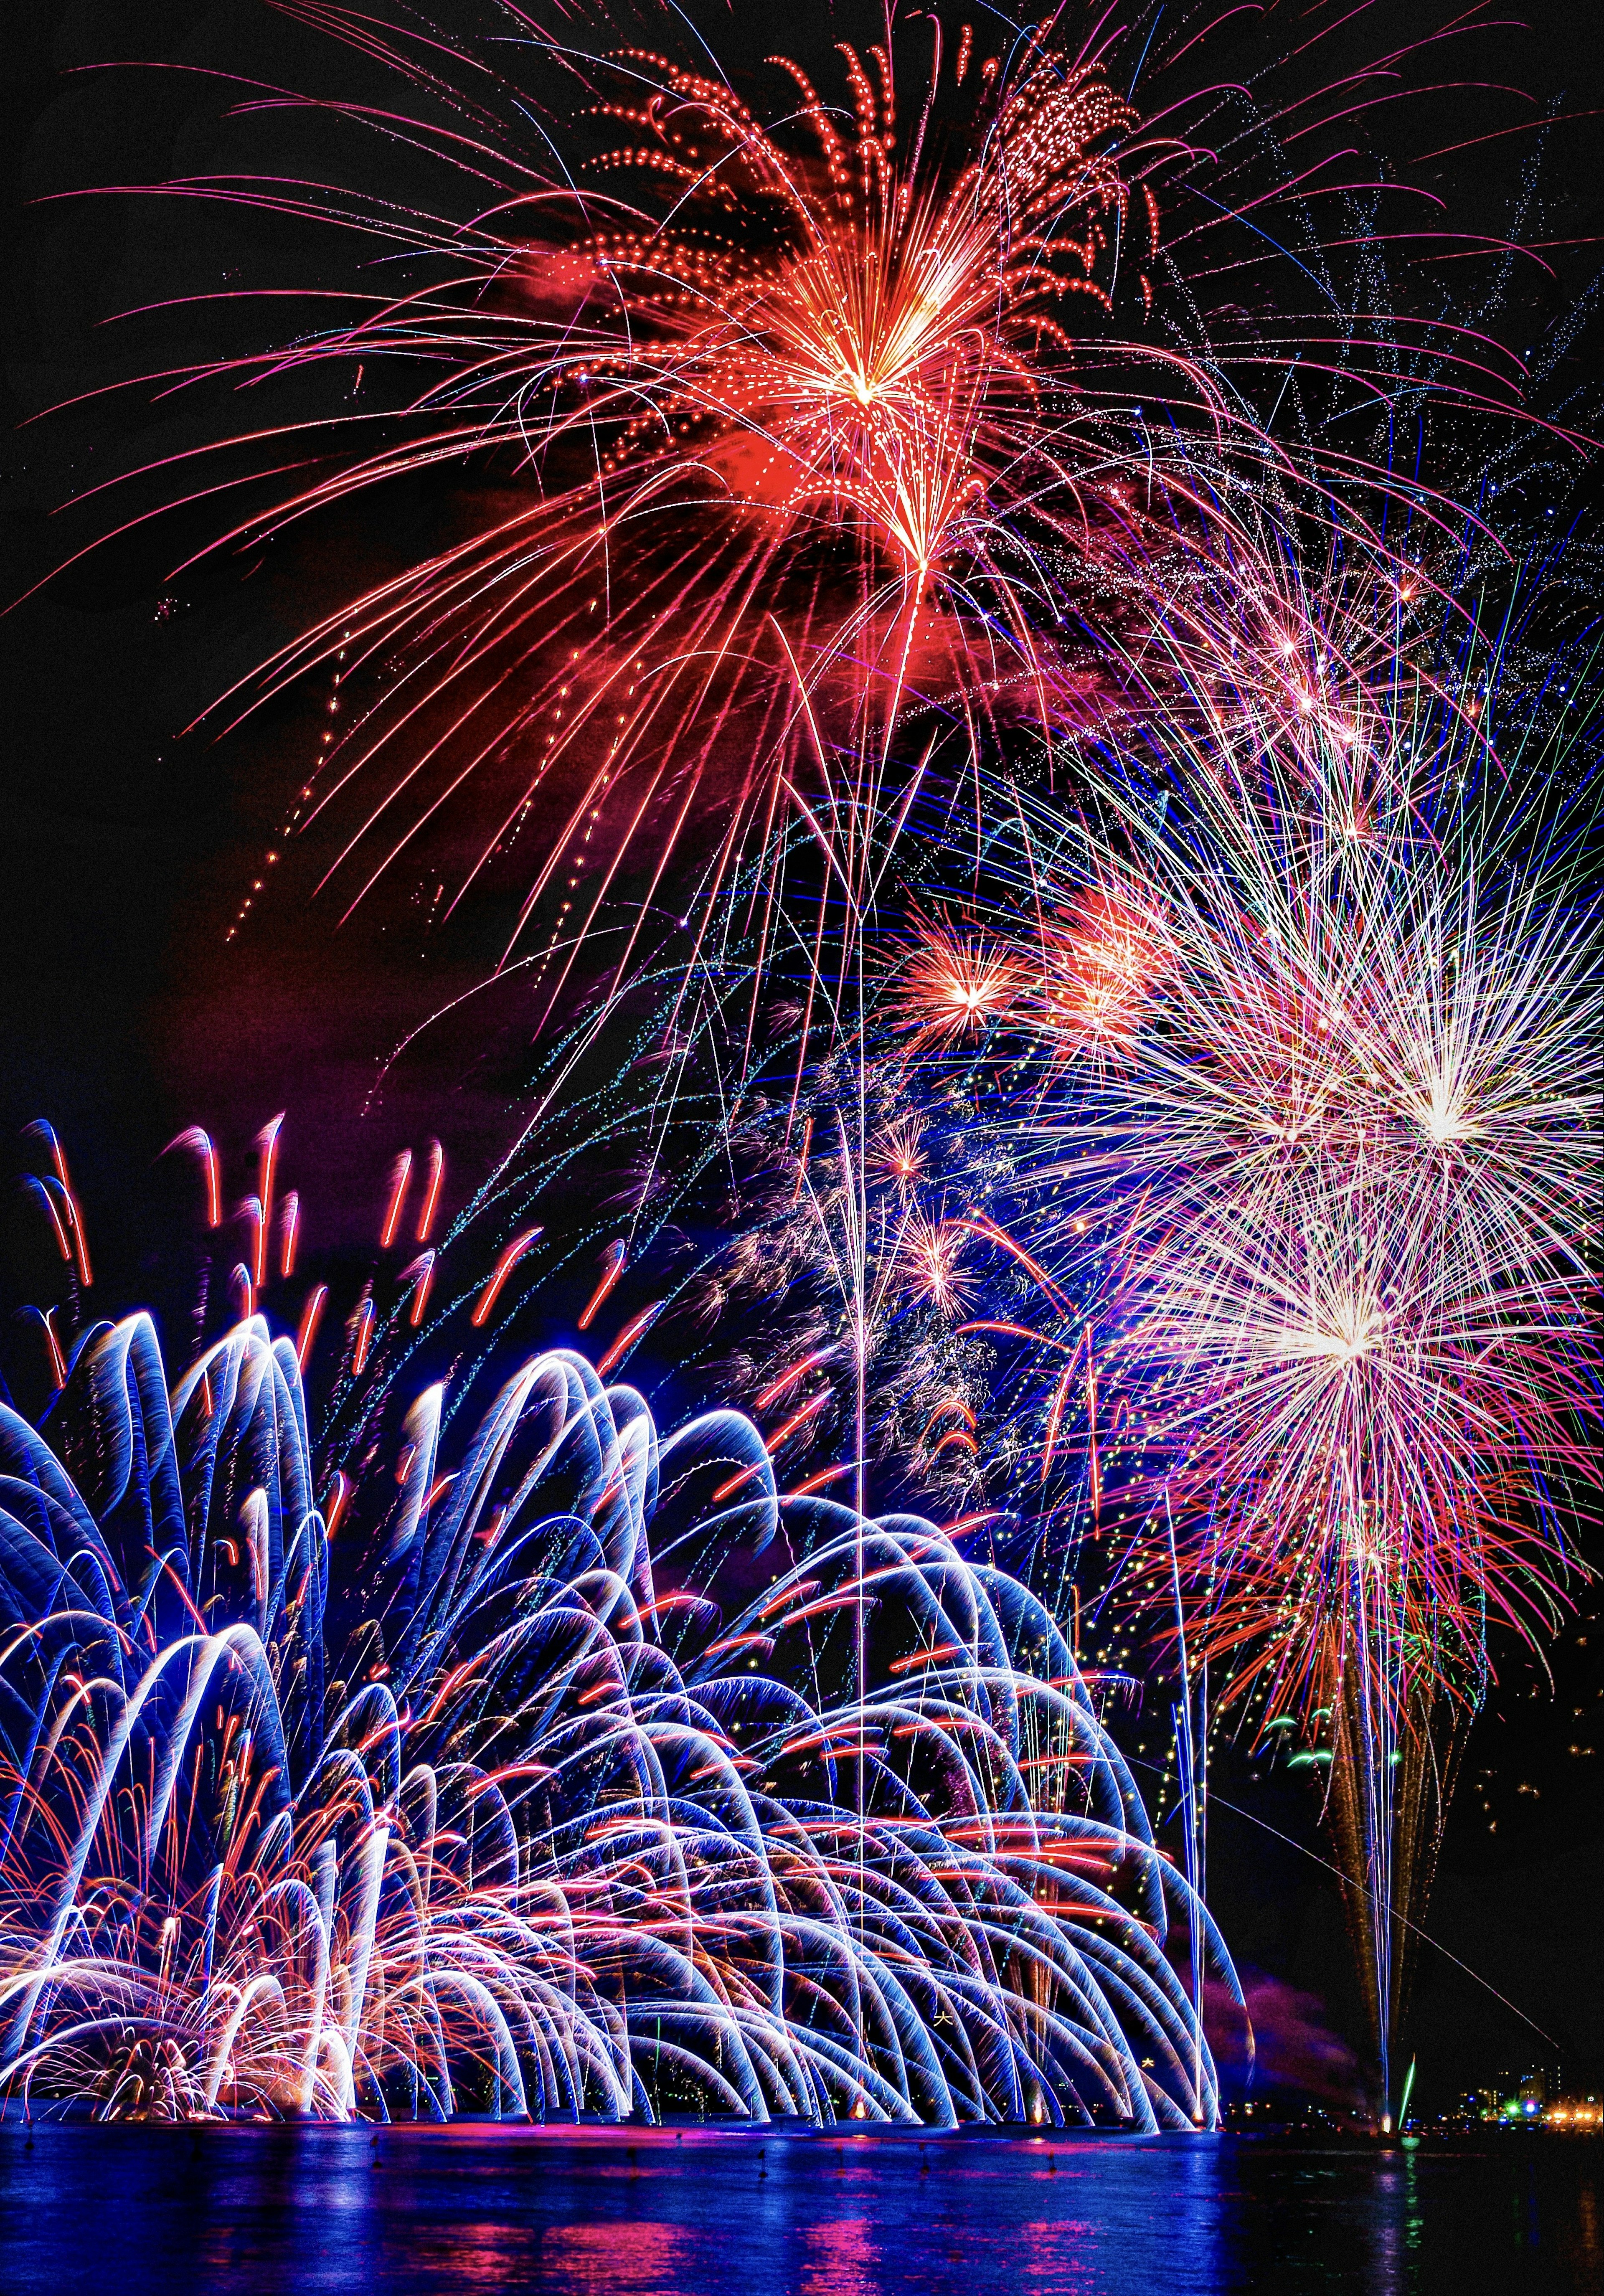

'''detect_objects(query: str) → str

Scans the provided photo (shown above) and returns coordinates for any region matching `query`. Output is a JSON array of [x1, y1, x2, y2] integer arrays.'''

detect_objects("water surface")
[[0, 2125, 1595, 2293]]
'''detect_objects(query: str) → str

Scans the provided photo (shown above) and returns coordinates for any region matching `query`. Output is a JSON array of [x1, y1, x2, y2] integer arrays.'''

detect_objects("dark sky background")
[[2, 0, 1600, 2112]]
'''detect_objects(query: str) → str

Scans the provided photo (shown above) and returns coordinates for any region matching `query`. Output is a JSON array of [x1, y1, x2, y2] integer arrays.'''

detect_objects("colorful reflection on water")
[[0, 2126, 1596, 2295]]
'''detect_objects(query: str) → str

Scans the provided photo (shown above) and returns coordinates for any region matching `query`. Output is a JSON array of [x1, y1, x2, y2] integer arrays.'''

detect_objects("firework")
[[52, 0, 1525, 999], [903, 586, 1602, 2105], [0, 1135, 1238, 2127], [895, 916, 1027, 1051], [20, 7, 1592, 2137], [63, 16, 1206, 991]]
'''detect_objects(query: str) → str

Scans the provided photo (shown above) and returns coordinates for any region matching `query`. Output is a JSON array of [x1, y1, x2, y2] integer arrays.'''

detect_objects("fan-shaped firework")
[[0, 1297, 1236, 2125]]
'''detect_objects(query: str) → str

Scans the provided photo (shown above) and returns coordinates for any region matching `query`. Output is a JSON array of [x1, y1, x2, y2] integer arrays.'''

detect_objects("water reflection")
[[801, 2216, 876, 2296], [0, 2126, 1595, 2296], [537, 2224, 685, 2291]]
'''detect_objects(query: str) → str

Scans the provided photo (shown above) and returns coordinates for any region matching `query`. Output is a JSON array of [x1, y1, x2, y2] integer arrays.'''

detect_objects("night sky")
[[3, 0, 1600, 2109]]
